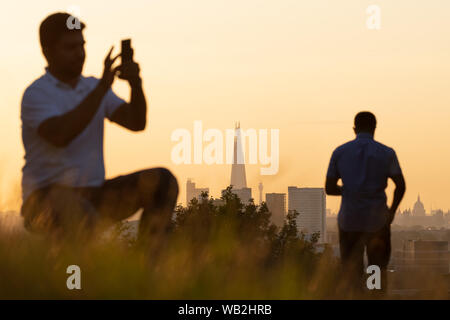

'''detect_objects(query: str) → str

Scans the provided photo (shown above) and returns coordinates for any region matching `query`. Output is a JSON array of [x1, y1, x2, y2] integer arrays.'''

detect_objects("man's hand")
[[38, 46, 120, 147], [387, 173, 406, 225], [325, 176, 342, 196], [387, 207, 396, 225], [109, 54, 146, 131], [118, 60, 141, 87], [100, 46, 121, 88]]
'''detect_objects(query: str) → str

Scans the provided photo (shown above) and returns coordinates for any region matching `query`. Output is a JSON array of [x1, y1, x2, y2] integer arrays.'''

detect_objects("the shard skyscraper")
[[230, 122, 247, 189], [229, 122, 252, 204]]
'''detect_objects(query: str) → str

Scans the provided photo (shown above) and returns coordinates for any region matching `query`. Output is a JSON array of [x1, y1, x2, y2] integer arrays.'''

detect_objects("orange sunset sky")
[[1, 0, 450, 214]]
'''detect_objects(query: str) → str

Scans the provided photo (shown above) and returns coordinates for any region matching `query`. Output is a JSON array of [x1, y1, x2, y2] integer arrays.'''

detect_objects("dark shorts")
[[339, 223, 391, 270], [21, 168, 177, 236], [338, 223, 391, 291]]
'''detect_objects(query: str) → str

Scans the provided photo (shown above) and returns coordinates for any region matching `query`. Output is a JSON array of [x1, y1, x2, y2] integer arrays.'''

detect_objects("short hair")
[[39, 12, 85, 49], [354, 111, 376, 132]]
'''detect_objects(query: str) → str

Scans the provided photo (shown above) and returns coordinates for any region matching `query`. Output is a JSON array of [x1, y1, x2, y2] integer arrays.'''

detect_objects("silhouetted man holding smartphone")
[[20, 12, 179, 245], [325, 112, 405, 296]]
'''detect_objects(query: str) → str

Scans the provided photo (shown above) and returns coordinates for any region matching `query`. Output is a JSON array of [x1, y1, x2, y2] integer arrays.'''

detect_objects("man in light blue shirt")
[[325, 111, 405, 296]]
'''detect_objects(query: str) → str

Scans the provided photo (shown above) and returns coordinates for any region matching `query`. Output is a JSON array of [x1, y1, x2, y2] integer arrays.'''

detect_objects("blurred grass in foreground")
[[0, 187, 341, 299], [2, 187, 444, 299]]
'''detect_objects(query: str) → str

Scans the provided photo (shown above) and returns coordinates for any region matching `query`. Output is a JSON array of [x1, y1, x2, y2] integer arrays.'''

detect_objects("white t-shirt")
[[21, 69, 125, 202]]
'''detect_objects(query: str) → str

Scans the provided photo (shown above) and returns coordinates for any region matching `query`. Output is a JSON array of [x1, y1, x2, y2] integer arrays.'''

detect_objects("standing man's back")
[[325, 111, 405, 296]]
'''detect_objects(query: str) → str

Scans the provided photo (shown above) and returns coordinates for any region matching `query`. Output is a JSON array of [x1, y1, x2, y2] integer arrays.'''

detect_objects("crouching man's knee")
[[155, 167, 179, 206]]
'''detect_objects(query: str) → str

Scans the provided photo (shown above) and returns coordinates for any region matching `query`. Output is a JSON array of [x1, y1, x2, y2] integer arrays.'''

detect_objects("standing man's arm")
[[38, 47, 120, 147], [109, 61, 147, 131], [325, 176, 342, 196], [325, 150, 342, 196], [388, 173, 406, 223], [387, 151, 406, 224]]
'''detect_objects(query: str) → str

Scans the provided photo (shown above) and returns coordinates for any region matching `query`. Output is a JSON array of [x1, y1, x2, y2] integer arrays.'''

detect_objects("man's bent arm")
[[38, 82, 109, 147], [388, 173, 406, 222], [325, 176, 342, 196], [110, 79, 147, 131], [38, 48, 119, 147]]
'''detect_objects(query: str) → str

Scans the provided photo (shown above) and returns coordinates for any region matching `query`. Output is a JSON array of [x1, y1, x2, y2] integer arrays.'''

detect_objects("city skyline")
[[186, 173, 449, 216]]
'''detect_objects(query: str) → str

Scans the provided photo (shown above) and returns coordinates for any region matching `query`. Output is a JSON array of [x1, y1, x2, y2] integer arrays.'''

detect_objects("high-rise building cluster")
[[186, 178, 209, 205], [185, 122, 327, 242], [288, 187, 326, 243]]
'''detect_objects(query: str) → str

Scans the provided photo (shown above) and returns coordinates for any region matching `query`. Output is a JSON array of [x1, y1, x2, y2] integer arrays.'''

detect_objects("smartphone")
[[121, 39, 133, 63], [119, 39, 133, 79]]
